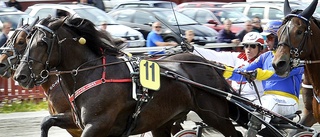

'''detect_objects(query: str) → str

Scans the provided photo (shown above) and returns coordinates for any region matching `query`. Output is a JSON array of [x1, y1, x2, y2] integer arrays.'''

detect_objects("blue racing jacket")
[[223, 51, 304, 102]]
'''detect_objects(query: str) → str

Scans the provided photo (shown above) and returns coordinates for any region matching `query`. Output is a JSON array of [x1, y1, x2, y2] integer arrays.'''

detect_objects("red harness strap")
[[68, 56, 132, 103]]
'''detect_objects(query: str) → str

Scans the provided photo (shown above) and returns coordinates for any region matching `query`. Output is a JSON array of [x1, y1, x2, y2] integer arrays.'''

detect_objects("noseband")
[[21, 23, 59, 85], [278, 14, 312, 68]]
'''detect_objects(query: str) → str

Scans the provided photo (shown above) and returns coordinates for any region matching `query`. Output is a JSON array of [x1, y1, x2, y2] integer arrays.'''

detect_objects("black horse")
[[0, 17, 82, 137], [13, 16, 243, 136]]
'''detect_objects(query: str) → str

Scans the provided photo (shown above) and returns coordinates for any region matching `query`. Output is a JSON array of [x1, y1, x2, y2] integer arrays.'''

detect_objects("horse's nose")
[[0, 62, 8, 68], [272, 60, 287, 70], [14, 74, 28, 83]]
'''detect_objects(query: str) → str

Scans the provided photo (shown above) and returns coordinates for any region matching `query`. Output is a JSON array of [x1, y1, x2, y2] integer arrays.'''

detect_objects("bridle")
[[21, 23, 61, 86], [0, 25, 31, 70], [278, 14, 312, 69]]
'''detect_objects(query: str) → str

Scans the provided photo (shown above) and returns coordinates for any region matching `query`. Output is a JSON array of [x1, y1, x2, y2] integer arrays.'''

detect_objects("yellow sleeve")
[[255, 68, 274, 81], [223, 65, 234, 79]]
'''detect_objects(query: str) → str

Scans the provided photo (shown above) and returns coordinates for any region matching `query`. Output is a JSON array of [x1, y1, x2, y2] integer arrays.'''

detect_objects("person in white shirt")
[[193, 32, 265, 101]]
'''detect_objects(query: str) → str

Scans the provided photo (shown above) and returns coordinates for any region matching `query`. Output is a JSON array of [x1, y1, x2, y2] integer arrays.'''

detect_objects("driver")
[[192, 32, 264, 101], [223, 21, 303, 133]]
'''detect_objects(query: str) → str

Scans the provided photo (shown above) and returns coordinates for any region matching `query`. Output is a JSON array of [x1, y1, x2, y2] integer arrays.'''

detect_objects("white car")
[[0, 7, 35, 37], [223, 1, 320, 26], [25, 3, 145, 47]]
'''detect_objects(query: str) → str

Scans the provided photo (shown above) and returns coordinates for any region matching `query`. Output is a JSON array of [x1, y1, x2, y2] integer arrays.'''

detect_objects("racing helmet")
[[241, 32, 264, 51], [261, 20, 282, 36], [261, 20, 282, 49]]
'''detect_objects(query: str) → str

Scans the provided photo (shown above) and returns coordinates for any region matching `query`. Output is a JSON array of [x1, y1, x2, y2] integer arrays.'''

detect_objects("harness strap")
[[69, 55, 132, 103], [301, 83, 313, 89], [119, 56, 138, 100], [69, 78, 132, 102]]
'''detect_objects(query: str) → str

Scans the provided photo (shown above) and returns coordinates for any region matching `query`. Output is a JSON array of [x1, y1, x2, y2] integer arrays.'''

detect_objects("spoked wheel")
[[173, 129, 197, 137], [292, 131, 315, 137]]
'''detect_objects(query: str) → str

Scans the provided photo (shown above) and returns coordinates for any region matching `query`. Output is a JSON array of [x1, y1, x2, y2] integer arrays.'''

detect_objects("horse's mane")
[[64, 18, 121, 56]]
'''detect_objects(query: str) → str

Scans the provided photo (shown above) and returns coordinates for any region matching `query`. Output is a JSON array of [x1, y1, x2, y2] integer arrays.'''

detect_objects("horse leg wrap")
[[245, 112, 262, 137]]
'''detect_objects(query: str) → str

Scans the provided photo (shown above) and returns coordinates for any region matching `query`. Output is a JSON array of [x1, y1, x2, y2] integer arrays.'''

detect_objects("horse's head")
[[272, 0, 318, 77], [0, 17, 39, 78], [13, 15, 121, 89], [13, 16, 72, 88]]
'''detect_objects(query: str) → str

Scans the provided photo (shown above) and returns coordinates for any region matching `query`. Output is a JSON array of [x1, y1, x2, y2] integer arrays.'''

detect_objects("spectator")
[[217, 19, 240, 51], [99, 21, 126, 48], [146, 22, 177, 55], [6, 0, 21, 10], [236, 20, 253, 41], [0, 22, 12, 47], [184, 30, 205, 46], [252, 16, 263, 33]]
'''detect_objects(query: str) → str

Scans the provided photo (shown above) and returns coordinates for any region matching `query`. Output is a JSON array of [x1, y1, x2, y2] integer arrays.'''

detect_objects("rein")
[[48, 59, 130, 75], [148, 59, 226, 70]]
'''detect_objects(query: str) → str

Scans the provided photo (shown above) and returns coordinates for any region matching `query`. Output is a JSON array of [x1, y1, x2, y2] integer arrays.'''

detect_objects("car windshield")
[[0, 13, 33, 29], [74, 8, 118, 25], [154, 3, 177, 8], [212, 9, 250, 24], [153, 10, 198, 25]]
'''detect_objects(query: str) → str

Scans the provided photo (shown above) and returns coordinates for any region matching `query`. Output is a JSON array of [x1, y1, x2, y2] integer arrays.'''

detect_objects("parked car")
[[177, 8, 250, 34], [222, 2, 319, 26], [0, 7, 20, 12], [25, 3, 146, 47], [0, 9, 34, 32], [175, 2, 227, 10], [112, 1, 177, 10], [108, 8, 218, 44]]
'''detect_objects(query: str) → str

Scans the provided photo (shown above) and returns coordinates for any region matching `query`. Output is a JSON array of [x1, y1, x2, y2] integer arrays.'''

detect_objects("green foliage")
[[0, 100, 48, 113]]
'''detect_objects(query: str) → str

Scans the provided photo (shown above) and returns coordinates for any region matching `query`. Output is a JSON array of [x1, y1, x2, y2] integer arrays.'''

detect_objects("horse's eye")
[[18, 41, 24, 45], [297, 30, 303, 35]]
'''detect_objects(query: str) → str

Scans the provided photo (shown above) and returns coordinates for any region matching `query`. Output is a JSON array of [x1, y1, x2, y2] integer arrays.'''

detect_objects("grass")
[[0, 99, 48, 113]]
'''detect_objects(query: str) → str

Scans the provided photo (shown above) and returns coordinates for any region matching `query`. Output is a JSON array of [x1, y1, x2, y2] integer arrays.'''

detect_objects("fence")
[[0, 78, 45, 102], [0, 43, 236, 102]]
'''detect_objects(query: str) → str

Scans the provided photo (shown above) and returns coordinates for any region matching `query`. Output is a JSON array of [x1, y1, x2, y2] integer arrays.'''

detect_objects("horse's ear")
[[284, 0, 292, 16], [27, 16, 39, 31], [56, 16, 68, 28], [17, 18, 23, 28], [300, 0, 318, 20]]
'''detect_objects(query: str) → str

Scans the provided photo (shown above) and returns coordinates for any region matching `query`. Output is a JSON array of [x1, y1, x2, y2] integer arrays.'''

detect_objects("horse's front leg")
[[40, 112, 81, 137], [80, 114, 118, 137], [289, 86, 317, 136]]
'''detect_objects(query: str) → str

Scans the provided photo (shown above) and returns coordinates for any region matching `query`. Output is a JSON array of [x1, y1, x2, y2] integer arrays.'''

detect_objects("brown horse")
[[0, 17, 82, 137], [272, 0, 320, 128], [12, 16, 242, 136]]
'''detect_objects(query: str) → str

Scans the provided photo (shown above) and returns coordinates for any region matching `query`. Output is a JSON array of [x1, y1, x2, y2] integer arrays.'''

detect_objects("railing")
[[0, 78, 45, 102]]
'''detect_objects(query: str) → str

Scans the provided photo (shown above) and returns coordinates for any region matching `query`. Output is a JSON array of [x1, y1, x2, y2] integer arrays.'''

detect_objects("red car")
[[177, 8, 250, 34], [175, 2, 227, 10]]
